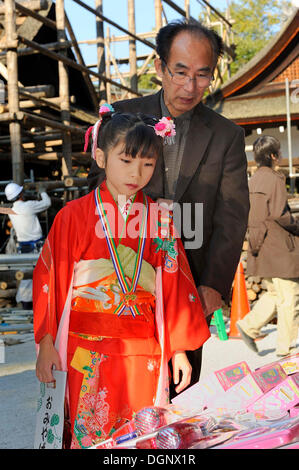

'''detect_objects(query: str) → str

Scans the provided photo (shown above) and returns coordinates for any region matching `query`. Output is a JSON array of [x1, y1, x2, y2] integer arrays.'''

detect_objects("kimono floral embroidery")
[[147, 358, 160, 372], [71, 352, 110, 448], [42, 284, 49, 294]]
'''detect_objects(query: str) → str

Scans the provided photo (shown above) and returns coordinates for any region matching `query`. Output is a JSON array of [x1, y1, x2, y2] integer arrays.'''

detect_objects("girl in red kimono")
[[33, 106, 210, 448]]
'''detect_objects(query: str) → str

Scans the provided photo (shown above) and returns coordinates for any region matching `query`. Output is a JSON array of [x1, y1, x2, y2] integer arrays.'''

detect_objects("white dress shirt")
[[9, 192, 51, 242]]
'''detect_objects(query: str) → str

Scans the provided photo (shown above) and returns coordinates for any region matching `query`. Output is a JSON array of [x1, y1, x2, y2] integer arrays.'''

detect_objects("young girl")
[[33, 107, 210, 449]]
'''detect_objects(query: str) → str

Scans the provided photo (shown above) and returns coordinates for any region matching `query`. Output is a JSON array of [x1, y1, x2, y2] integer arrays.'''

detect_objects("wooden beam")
[[23, 111, 86, 134], [18, 35, 142, 96], [80, 31, 155, 44], [15, 1, 56, 30], [105, 27, 111, 103], [128, 0, 137, 95], [155, 0, 162, 32], [5, 0, 23, 185], [95, 0, 106, 100], [0, 40, 73, 57], [71, 0, 155, 50], [56, 0, 72, 176], [0, 0, 49, 14]]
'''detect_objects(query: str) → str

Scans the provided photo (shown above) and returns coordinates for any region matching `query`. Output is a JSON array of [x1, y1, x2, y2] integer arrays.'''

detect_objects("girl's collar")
[[98, 179, 144, 209]]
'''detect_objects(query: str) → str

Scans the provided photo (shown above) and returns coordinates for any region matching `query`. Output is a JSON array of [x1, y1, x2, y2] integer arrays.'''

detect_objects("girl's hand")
[[36, 333, 62, 383], [171, 351, 192, 394]]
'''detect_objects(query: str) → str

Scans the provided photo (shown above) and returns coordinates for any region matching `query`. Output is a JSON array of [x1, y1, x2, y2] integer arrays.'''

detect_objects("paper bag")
[[34, 370, 67, 449]]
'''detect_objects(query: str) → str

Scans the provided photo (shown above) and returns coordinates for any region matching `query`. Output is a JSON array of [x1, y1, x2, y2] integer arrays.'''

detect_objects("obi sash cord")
[[94, 188, 148, 318]]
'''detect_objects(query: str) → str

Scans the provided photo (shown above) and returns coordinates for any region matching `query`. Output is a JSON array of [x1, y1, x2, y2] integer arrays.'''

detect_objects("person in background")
[[1, 182, 51, 308], [237, 135, 299, 357], [88, 19, 250, 394]]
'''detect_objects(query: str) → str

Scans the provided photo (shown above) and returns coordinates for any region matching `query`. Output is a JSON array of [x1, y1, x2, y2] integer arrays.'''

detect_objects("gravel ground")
[[0, 322, 297, 449]]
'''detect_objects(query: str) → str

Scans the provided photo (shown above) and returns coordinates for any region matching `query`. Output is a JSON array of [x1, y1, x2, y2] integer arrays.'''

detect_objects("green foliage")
[[199, 0, 293, 76], [138, 73, 158, 91], [228, 0, 292, 74]]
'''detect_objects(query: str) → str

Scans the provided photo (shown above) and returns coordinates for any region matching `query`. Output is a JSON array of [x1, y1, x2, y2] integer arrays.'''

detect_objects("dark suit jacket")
[[88, 90, 250, 302]]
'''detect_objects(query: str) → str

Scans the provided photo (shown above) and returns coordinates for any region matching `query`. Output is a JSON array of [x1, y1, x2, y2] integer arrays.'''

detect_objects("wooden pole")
[[64, 12, 99, 111], [95, 0, 106, 102], [55, 0, 72, 177], [128, 0, 137, 97], [5, 0, 23, 185], [185, 0, 190, 19], [155, 0, 162, 32], [105, 27, 111, 103]]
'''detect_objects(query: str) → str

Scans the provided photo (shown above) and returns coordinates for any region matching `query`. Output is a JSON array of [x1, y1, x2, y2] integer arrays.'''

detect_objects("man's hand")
[[36, 333, 62, 383], [197, 285, 222, 317], [37, 184, 47, 195], [171, 350, 192, 394]]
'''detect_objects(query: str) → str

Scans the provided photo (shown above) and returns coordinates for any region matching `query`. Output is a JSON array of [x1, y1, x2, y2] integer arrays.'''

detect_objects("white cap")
[[5, 182, 23, 201]]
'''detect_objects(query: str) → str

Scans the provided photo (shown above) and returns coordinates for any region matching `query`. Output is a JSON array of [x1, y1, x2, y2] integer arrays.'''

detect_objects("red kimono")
[[33, 182, 210, 448]]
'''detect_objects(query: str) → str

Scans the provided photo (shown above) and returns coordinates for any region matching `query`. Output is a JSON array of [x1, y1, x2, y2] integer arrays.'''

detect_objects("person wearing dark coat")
[[237, 135, 299, 357], [88, 19, 250, 396]]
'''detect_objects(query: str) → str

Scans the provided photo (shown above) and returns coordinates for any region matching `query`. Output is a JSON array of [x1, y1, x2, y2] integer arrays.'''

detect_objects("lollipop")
[[133, 407, 168, 435], [156, 422, 203, 449]]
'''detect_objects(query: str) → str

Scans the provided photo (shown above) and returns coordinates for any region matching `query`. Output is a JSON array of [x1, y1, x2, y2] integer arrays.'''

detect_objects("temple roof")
[[205, 8, 299, 128]]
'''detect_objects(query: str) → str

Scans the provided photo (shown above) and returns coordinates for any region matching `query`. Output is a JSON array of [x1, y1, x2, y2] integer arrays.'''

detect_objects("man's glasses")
[[163, 61, 214, 89]]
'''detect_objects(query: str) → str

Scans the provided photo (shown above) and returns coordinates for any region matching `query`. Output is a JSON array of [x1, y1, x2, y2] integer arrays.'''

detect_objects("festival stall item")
[[172, 361, 251, 410], [88, 356, 299, 450], [89, 405, 205, 449], [172, 362, 287, 414], [213, 363, 288, 412], [213, 416, 299, 449], [257, 353, 299, 376], [247, 373, 299, 416]]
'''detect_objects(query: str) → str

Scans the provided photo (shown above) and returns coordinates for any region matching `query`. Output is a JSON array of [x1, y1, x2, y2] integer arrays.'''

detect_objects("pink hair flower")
[[99, 103, 115, 115], [154, 116, 176, 144]]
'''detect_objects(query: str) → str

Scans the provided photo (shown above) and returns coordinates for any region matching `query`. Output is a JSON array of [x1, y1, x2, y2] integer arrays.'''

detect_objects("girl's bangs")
[[123, 124, 162, 159]]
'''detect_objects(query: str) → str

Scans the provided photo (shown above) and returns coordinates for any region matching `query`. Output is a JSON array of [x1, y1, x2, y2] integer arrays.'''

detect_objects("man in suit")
[[88, 19, 250, 395]]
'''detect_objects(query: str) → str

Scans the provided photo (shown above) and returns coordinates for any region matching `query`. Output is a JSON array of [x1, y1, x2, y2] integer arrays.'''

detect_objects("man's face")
[[155, 32, 214, 117]]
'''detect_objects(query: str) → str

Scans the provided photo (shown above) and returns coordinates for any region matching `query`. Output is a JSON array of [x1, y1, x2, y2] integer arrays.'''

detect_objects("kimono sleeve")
[[155, 213, 211, 360], [33, 205, 77, 344]]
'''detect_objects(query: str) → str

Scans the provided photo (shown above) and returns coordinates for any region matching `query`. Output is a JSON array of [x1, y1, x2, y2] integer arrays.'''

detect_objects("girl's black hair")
[[253, 135, 281, 168], [97, 112, 163, 161]]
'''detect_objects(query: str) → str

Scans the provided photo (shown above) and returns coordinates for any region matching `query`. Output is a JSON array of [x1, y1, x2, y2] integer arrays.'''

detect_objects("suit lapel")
[[175, 103, 212, 202]]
